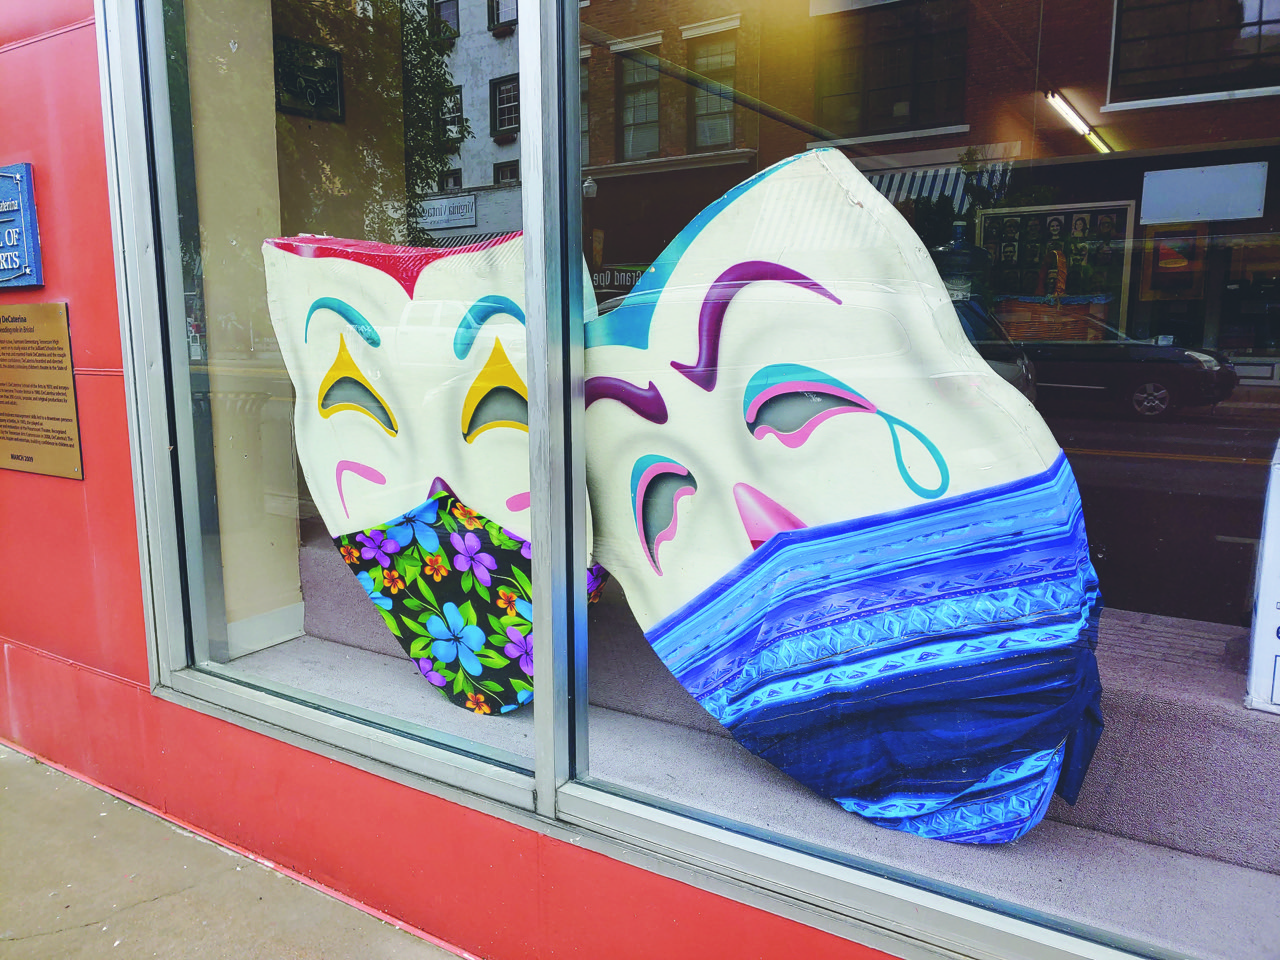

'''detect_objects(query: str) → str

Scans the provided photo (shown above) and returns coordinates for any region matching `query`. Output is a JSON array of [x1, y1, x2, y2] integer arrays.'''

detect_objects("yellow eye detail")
[[316, 333, 398, 436], [461, 339, 529, 443]]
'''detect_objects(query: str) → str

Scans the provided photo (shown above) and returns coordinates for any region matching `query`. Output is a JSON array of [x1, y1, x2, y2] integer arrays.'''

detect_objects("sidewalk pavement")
[[0, 745, 461, 960]]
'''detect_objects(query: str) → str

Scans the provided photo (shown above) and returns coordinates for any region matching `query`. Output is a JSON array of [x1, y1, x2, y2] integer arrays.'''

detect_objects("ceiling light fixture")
[[1045, 90, 1111, 153]]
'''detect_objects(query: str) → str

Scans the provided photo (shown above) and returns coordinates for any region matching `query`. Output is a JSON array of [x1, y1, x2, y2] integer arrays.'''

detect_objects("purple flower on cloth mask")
[[356, 529, 400, 567], [503, 529, 534, 561], [451, 531, 498, 587], [503, 627, 534, 675], [416, 658, 448, 687], [427, 602, 485, 676]]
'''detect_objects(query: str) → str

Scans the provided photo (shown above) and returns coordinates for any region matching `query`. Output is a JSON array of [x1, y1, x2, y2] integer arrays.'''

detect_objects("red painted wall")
[[0, 8, 890, 960]]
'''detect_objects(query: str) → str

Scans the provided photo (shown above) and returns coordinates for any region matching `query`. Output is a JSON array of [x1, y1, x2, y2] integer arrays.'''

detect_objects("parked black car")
[[952, 300, 1037, 403], [1009, 317, 1237, 419]]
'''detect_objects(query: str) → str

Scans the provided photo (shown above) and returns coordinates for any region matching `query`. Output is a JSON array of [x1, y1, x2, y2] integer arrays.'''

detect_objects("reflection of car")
[[1007, 317, 1237, 419], [952, 300, 1037, 403]]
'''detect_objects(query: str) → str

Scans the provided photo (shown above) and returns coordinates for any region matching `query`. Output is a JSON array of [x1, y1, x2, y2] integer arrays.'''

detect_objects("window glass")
[[1112, 0, 1280, 102], [577, 0, 1279, 955], [689, 34, 736, 150], [491, 75, 520, 135], [618, 49, 661, 161], [163, 0, 536, 761], [494, 160, 520, 184], [816, 0, 965, 138], [489, 0, 517, 29], [581, 57, 591, 163], [435, 0, 459, 36]]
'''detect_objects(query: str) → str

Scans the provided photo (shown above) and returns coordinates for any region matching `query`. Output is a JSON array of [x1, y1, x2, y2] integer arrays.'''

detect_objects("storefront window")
[[575, 0, 1278, 956], [143, 0, 1278, 954], [161, 0, 537, 768]]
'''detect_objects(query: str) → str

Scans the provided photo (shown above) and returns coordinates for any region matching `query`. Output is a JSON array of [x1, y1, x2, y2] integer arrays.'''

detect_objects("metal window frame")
[[99, 0, 1190, 954]]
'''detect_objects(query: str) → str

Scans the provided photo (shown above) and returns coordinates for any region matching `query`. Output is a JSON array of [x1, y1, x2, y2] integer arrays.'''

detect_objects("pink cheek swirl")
[[335, 460, 387, 518]]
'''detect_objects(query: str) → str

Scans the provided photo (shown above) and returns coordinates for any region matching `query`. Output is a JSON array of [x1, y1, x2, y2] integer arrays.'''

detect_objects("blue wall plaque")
[[0, 163, 44, 288]]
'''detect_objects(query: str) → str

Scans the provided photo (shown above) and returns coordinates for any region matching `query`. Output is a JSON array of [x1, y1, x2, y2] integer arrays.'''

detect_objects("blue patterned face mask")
[[647, 453, 1103, 844]]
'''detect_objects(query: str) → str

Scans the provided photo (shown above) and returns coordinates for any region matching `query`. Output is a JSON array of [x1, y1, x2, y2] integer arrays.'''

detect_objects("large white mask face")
[[263, 234, 535, 539], [585, 149, 1062, 633]]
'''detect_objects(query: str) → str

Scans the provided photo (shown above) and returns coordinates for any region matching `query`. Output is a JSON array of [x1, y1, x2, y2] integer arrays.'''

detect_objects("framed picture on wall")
[[976, 201, 1135, 337], [274, 35, 345, 123], [1140, 223, 1208, 301]]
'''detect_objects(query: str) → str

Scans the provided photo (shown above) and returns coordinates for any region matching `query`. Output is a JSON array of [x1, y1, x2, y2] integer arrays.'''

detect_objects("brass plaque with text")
[[0, 303, 83, 479]]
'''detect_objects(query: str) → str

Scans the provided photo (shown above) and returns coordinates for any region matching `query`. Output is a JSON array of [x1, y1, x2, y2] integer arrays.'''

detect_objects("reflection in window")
[[494, 159, 520, 184], [489, 0, 517, 28], [581, 58, 590, 163], [688, 34, 735, 151], [439, 167, 462, 190], [619, 49, 661, 161], [1112, 0, 1280, 102], [434, 0, 458, 36], [491, 75, 520, 135], [815, 0, 965, 138], [440, 85, 464, 140]]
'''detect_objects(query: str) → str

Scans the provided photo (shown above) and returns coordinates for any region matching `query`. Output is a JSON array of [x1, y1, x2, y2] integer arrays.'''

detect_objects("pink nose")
[[733, 482, 806, 551]]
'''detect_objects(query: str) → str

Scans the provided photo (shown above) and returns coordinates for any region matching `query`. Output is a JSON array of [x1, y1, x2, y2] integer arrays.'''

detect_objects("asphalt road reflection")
[[1044, 408, 1280, 626]]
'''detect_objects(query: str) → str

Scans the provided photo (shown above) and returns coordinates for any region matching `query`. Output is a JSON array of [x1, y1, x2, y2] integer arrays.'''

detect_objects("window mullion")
[[520, 0, 588, 819]]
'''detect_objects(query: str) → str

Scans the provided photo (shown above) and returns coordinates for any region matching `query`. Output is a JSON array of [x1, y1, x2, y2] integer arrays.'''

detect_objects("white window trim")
[[680, 15, 740, 40], [808, 124, 970, 149], [1101, 86, 1280, 112], [609, 31, 663, 53], [810, 0, 899, 15]]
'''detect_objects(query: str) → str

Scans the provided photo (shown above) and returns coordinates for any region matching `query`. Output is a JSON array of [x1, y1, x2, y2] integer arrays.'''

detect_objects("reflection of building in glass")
[[414, 0, 523, 239], [582, 0, 1279, 375]]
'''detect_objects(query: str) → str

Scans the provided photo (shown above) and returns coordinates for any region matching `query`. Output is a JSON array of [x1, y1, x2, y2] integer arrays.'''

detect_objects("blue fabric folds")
[[647, 453, 1103, 844]]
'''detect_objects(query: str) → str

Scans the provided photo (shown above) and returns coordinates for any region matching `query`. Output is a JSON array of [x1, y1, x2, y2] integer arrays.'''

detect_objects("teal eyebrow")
[[454, 295, 526, 359], [304, 297, 381, 348]]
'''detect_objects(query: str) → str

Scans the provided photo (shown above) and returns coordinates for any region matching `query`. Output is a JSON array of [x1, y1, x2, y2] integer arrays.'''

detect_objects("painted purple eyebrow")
[[671, 261, 842, 392], [585, 377, 669, 424]]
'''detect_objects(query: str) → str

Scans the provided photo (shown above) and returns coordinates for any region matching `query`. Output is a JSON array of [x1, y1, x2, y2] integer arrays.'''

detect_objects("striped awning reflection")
[[866, 163, 1010, 215], [427, 231, 513, 248]]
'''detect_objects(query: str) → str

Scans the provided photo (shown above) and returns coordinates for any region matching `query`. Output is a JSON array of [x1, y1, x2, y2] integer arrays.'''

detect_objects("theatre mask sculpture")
[[264, 233, 547, 716], [584, 149, 1103, 843]]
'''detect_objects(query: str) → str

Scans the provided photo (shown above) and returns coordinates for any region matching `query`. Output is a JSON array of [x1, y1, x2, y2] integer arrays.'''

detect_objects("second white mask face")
[[584, 149, 1062, 633]]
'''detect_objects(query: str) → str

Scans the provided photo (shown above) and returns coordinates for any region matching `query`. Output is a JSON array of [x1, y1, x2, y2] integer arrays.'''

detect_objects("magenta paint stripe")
[[585, 377, 669, 424], [506, 491, 531, 512], [671, 261, 842, 392], [744, 380, 877, 422], [335, 460, 387, 518]]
